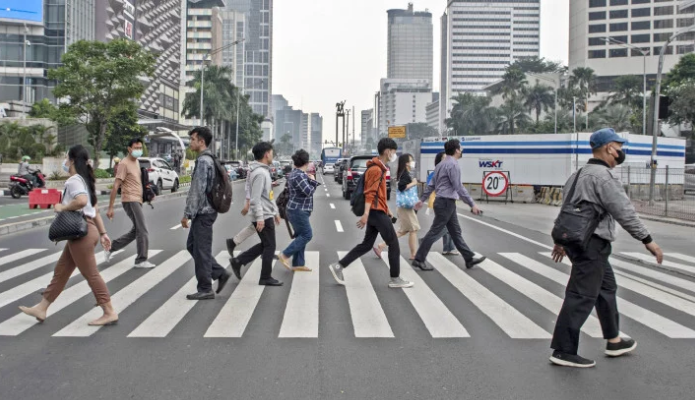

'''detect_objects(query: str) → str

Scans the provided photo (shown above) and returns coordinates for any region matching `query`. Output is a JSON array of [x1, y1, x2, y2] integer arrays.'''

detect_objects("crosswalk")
[[0, 247, 695, 340]]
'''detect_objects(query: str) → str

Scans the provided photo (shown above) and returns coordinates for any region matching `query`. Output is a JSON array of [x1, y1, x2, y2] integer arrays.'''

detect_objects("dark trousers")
[[236, 217, 276, 280], [187, 212, 226, 293], [339, 211, 400, 278], [111, 202, 149, 263], [415, 197, 475, 263], [551, 236, 620, 355]]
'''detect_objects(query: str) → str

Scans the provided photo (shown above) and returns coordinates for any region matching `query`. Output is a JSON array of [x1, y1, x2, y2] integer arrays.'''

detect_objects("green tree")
[[405, 123, 437, 140], [29, 99, 57, 119], [277, 133, 293, 156], [667, 82, 695, 129], [524, 80, 555, 123], [48, 39, 156, 167], [593, 104, 634, 132], [511, 56, 564, 74], [182, 65, 235, 126], [602, 75, 642, 108], [446, 93, 497, 136], [568, 67, 597, 113], [494, 98, 531, 135], [665, 53, 695, 89], [493, 65, 528, 100], [104, 103, 149, 165]]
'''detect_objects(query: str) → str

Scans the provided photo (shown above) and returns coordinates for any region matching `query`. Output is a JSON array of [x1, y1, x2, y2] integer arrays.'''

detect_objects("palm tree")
[[593, 104, 633, 132], [494, 98, 531, 135], [602, 75, 642, 108], [182, 65, 236, 126], [493, 65, 528, 100], [446, 93, 496, 136], [569, 67, 597, 113], [524, 80, 555, 123]]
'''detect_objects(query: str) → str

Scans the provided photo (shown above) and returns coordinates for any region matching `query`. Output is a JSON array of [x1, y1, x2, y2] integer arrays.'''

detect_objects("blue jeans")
[[283, 210, 313, 267], [442, 232, 455, 253]]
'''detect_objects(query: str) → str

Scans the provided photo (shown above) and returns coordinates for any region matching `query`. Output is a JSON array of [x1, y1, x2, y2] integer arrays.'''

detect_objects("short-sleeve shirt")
[[116, 157, 142, 203], [63, 175, 96, 218]]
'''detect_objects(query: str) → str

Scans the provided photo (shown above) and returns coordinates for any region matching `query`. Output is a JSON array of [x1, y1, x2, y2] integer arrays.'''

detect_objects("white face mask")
[[389, 152, 397, 163], [409, 161, 416, 169]]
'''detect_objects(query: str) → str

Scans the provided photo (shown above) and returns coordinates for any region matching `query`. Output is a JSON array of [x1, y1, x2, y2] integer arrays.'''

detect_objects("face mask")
[[409, 161, 416, 169], [62, 160, 70, 173], [614, 148, 626, 166], [389, 152, 397, 163], [131, 150, 143, 158]]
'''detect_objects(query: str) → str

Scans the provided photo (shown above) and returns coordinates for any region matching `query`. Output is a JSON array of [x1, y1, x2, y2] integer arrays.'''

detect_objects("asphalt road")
[[0, 174, 694, 400]]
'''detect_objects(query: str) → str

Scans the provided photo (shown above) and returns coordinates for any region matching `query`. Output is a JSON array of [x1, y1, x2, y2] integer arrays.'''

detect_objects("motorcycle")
[[9, 170, 46, 199]]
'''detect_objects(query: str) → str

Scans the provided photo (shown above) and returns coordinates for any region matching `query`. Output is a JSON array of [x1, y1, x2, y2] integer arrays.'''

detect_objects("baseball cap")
[[590, 128, 627, 150]]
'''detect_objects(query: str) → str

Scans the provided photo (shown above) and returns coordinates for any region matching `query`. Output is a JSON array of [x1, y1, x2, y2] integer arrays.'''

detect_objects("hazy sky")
[[273, 0, 570, 143]]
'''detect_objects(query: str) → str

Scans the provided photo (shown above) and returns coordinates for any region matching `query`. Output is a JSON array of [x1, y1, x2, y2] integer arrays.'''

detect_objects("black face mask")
[[614, 149, 626, 165]]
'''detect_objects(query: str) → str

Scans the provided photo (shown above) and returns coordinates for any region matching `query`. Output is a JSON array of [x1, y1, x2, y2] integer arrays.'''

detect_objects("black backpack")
[[350, 165, 384, 217], [276, 186, 290, 219], [140, 167, 156, 209], [203, 154, 233, 214]]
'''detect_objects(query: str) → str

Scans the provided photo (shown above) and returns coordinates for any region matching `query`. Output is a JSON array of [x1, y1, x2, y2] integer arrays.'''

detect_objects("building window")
[[589, 37, 607, 46], [677, 44, 695, 54], [589, 49, 607, 58], [610, 0, 628, 5], [611, 35, 629, 43], [654, 19, 674, 29], [654, 32, 673, 41], [610, 48, 628, 57], [632, 0, 651, 3], [654, 6, 674, 16], [589, 24, 607, 33], [632, 8, 651, 17], [590, 0, 607, 7], [631, 47, 651, 56], [610, 22, 628, 31], [654, 45, 673, 55], [610, 10, 628, 19], [632, 21, 651, 30], [677, 18, 695, 28], [631, 34, 651, 43], [590, 11, 607, 20]]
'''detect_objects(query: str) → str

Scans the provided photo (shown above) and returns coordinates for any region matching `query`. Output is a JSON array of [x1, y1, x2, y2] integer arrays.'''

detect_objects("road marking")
[[0, 251, 121, 309], [457, 213, 553, 250], [0, 251, 62, 284], [621, 252, 695, 275], [669, 253, 695, 264], [0, 252, 142, 336], [279, 251, 320, 338], [377, 254, 469, 338], [428, 253, 550, 339], [128, 252, 227, 338], [492, 254, 613, 338], [329, 203, 335, 209], [338, 251, 393, 338], [509, 253, 695, 338], [205, 254, 266, 337], [609, 257, 695, 295], [0, 249, 46, 268], [54, 251, 190, 337], [170, 224, 182, 230], [335, 220, 344, 232], [326, 193, 331, 197]]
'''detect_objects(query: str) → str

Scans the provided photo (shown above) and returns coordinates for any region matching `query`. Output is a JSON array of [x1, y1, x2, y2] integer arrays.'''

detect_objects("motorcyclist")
[[18, 156, 39, 187]]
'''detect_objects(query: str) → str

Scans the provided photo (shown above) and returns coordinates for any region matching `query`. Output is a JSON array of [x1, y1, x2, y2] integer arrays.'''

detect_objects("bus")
[[320, 147, 342, 173]]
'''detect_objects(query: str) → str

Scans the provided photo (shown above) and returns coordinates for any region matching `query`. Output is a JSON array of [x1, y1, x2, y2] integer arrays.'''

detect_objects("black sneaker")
[[186, 292, 215, 301], [216, 270, 231, 294], [549, 351, 596, 368], [466, 256, 487, 269], [230, 258, 243, 280], [412, 259, 433, 271], [259, 277, 283, 286], [226, 239, 236, 257], [605, 338, 637, 357]]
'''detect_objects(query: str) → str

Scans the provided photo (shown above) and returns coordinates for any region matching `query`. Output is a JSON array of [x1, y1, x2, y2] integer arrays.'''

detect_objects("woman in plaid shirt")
[[276, 149, 321, 271]]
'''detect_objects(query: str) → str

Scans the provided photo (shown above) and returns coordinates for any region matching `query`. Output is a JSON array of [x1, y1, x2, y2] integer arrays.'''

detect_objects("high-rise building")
[[387, 3, 433, 83], [225, 0, 273, 119], [310, 113, 323, 156], [377, 79, 432, 136], [361, 109, 373, 144], [570, 0, 695, 93], [442, 0, 541, 119], [219, 9, 247, 87], [426, 92, 440, 134]]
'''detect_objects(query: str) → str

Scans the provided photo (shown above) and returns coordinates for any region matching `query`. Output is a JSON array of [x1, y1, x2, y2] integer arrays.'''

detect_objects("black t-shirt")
[[398, 170, 413, 192]]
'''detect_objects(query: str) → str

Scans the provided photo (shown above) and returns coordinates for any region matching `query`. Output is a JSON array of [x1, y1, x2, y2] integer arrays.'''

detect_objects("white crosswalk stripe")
[[621, 252, 695, 275], [0, 248, 693, 340], [669, 253, 695, 264]]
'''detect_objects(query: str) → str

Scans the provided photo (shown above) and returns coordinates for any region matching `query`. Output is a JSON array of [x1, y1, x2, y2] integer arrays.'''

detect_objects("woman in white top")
[[19, 145, 118, 326]]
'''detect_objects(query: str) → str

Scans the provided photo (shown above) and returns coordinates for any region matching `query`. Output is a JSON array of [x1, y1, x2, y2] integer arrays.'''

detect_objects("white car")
[[139, 157, 180, 193], [323, 163, 335, 174]]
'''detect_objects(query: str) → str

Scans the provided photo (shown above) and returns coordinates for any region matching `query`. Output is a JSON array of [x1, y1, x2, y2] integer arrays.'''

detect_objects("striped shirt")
[[287, 168, 320, 212]]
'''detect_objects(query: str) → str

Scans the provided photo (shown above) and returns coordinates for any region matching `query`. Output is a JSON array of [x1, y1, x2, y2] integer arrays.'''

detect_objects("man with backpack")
[[181, 127, 232, 300], [230, 141, 283, 287], [106, 138, 154, 269], [327, 138, 414, 289]]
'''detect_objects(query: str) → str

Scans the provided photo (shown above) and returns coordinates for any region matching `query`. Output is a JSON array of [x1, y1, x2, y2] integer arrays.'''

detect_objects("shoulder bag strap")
[[565, 168, 583, 205]]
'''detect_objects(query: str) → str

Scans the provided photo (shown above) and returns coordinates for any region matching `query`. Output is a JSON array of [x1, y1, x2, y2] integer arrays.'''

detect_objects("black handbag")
[[48, 180, 89, 243], [551, 169, 604, 251]]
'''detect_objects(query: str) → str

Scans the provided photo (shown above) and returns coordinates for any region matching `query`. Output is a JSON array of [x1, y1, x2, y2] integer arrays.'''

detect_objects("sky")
[[272, 0, 570, 144]]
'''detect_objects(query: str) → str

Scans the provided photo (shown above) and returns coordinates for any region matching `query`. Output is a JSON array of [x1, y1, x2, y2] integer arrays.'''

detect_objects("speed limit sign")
[[482, 171, 509, 197]]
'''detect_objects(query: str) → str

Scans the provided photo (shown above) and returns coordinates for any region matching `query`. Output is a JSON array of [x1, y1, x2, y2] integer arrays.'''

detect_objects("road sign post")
[[482, 170, 511, 204]]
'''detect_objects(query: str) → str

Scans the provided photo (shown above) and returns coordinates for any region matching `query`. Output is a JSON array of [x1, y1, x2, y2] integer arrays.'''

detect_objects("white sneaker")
[[388, 277, 414, 288], [134, 261, 156, 269], [104, 251, 112, 263]]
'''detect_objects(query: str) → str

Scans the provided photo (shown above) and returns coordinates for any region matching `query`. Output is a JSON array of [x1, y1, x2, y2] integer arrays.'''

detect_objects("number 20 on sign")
[[482, 171, 509, 197]]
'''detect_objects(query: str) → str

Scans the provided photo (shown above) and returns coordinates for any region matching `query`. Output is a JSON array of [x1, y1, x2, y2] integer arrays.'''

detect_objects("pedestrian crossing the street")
[[1, 248, 695, 340]]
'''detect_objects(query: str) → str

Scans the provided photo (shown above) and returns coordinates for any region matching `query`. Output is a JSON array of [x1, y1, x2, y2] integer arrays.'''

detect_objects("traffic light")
[[658, 95, 670, 120]]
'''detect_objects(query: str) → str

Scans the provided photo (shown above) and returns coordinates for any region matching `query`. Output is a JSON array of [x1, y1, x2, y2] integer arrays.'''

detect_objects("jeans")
[[442, 232, 455, 253], [551, 236, 620, 355], [339, 211, 400, 278], [236, 217, 277, 281], [415, 197, 475, 263], [283, 210, 313, 266], [111, 202, 149, 263], [187, 212, 226, 293]]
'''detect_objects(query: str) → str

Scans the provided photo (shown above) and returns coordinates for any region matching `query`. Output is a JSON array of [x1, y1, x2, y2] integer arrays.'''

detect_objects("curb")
[[638, 214, 695, 228]]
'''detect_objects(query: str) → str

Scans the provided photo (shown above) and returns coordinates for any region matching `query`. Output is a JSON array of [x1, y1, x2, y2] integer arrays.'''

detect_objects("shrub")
[[94, 168, 111, 179], [179, 175, 192, 184], [48, 171, 69, 181]]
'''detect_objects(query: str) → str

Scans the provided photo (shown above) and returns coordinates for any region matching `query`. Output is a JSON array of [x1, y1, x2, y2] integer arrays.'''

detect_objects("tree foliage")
[[665, 53, 695, 89], [446, 93, 497, 136], [511, 56, 564, 74], [104, 103, 149, 161], [0, 122, 63, 161], [524, 80, 555, 123], [48, 39, 156, 167]]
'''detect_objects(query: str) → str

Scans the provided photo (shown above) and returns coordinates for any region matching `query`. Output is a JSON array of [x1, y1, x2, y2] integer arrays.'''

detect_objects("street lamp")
[[22, 24, 30, 119], [603, 37, 649, 136], [649, 22, 695, 203], [199, 38, 245, 126]]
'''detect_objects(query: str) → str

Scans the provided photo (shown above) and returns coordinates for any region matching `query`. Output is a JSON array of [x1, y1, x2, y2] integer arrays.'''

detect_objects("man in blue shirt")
[[413, 139, 486, 271]]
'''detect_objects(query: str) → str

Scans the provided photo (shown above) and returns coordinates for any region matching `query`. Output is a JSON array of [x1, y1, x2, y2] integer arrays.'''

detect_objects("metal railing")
[[618, 166, 695, 221]]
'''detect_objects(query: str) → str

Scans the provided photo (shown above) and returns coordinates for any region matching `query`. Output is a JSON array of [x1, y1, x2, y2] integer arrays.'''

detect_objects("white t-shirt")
[[63, 175, 96, 218]]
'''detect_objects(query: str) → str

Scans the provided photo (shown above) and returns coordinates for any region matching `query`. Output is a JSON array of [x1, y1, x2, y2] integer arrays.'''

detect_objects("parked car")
[[224, 164, 239, 181], [342, 155, 391, 200], [335, 158, 349, 183], [139, 157, 180, 193], [270, 161, 285, 180], [280, 160, 293, 175], [223, 160, 247, 179], [685, 164, 695, 194], [323, 163, 335, 175]]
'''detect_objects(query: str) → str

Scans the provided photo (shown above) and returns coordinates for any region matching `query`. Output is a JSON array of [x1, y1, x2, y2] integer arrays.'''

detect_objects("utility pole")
[[352, 105, 356, 148], [345, 108, 351, 154], [335, 101, 346, 150]]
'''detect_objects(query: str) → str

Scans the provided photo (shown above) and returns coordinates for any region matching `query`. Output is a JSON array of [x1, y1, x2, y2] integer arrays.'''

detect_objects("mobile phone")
[[391, 216, 398, 224]]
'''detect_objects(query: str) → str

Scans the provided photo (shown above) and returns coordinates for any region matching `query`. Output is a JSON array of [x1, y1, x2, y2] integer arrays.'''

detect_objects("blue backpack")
[[350, 165, 384, 216]]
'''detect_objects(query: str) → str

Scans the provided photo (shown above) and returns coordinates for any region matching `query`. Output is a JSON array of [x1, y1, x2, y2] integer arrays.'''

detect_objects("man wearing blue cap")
[[549, 128, 664, 368]]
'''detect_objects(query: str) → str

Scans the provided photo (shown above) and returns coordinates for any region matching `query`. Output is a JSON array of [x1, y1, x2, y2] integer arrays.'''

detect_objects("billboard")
[[388, 126, 406, 139], [0, 0, 44, 24]]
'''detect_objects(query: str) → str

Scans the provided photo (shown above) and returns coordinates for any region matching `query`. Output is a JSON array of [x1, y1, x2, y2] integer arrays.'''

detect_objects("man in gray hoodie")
[[549, 128, 664, 368], [230, 142, 283, 286]]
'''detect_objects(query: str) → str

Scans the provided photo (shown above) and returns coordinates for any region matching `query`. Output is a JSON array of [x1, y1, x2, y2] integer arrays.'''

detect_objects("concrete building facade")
[[387, 3, 433, 83], [378, 78, 432, 136]]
